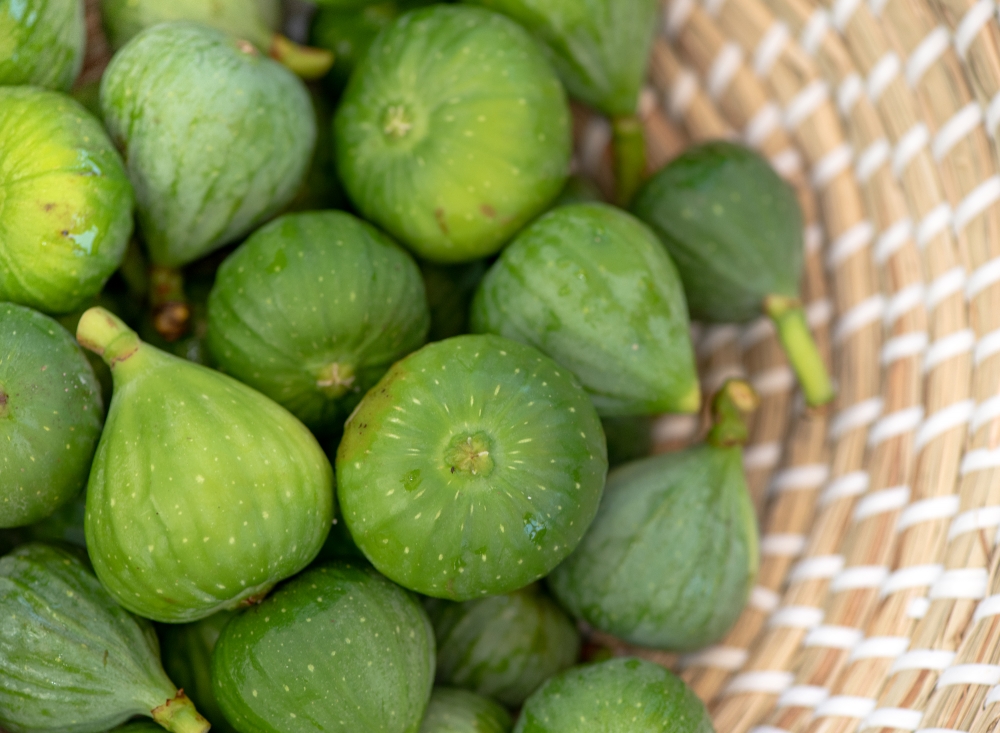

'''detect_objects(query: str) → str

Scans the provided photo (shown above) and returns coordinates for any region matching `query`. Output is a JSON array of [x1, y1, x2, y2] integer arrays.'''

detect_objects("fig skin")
[[1, 303, 103, 528], [419, 688, 513, 733], [100, 22, 316, 269], [0, 543, 210, 733], [207, 211, 430, 436], [336, 334, 608, 600], [0, 87, 134, 314], [334, 5, 572, 263], [77, 307, 334, 623], [212, 562, 436, 733], [0, 0, 85, 90]]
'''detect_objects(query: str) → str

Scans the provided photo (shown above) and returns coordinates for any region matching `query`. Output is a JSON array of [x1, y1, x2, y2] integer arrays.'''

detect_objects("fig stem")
[[270, 34, 334, 80], [612, 114, 645, 207], [707, 379, 759, 448], [151, 690, 210, 733], [150, 266, 191, 343], [764, 294, 834, 408], [76, 307, 142, 370]]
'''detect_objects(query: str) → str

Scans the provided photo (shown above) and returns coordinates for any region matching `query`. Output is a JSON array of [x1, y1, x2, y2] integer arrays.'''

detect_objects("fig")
[[548, 381, 759, 651], [426, 584, 580, 705], [0, 0, 85, 90], [160, 611, 239, 733], [334, 5, 572, 263], [514, 657, 713, 732], [0, 87, 134, 314], [465, 0, 659, 204], [0, 543, 209, 733], [99, 0, 334, 79], [207, 211, 430, 436], [471, 203, 699, 417], [420, 689, 513, 733], [100, 22, 316, 269], [336, 334, 608, 600], [632, 141, 833, 406], [1, 304, 103, 528], [212, 561, 435, 733], [76, 306, 334, 623]]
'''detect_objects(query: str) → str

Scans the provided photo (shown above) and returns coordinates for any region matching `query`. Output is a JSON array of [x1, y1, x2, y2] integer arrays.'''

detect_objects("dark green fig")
[[549, 381, 759, 651], [471, 203, 699, 417], [426, 584, 580, 706], [336, 334, 607, 600], [212, 561, 435, 733], [421, 259, 488, 342], [632, 141, 833, 406], [99, 0, 334, 79], [100, 22, 316, 269], [334, 5, 572, 263], [0, 0, 85, 90], [464, 0, 659, 204], [76, 307, 334, 623], [0, 87, 134, 314], [160, 611, 239, 733], [207, 211, 430, 436], [514, 657, 713, 733], [1, 304, 103, 528], [420, 689, 513, 733], [0, 543, 209, 733]]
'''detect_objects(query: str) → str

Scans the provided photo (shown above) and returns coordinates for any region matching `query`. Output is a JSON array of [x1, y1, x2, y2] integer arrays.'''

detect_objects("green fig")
[[160, 611, 239, 733], [1, 304, 103, 528], [76, 306, 334, 623], [632, 141, 833, 407], [0, 87, 134, 314], [99, 0, 334, 79], [334, 5, 572, 263], [336, 334, 608, 600], [212, 561, 436, 733], [426, 584, 580, 706], [420, 689, 513, 733], [464, 0, 659, 204], [514, 657, 713, 732], [0, 0, 85, 90], [421, 260, 488, 342], [471, 203, 699, 417], [207, 211, 430, 436], [0, 543, 209, 733], [549, 381, 759, 651], [100, 22, 316, 269]]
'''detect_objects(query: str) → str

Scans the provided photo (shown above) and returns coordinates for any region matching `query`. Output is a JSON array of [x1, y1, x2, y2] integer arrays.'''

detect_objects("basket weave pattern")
[[571, 0, 1000, 729]]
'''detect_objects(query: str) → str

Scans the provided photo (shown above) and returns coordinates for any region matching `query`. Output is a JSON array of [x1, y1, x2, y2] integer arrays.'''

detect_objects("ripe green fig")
[[0, 87, 134, 314], [0, 0, 85, 90], [0, 543, 209, 733], [99, 0, 334, 79], [471, 203, 699, 417], [336, 334, 608, 600], [207, 211, 430, 436], [464, 0, 659, 204], [100, 22, 316, 269], [334, 5, 572, 263], [514, 657, 713, 732], [212, 562, 435, 733], [160, 611, 239, 733], [632, 141, 833, 406], [420, 689, 513, 733], [76, 306, 334, 623], [1, 304, 103, 528], [426, 584, 580, 705], [549, 380, 759, 651]]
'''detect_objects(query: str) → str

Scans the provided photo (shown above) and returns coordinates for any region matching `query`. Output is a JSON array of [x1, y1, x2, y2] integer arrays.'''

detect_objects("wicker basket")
[[77, 0, 1000, 730]]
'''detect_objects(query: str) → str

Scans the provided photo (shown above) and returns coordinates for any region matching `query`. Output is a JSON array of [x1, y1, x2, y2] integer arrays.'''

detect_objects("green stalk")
[[612, 114, 646, 207], [706, 379, 759, 448], [151, 690, 210, 733], [270, 34, 335, 80], [76, 307, 142, 369], [150, 265, 190, 343], [764, 294, 834, 408]]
